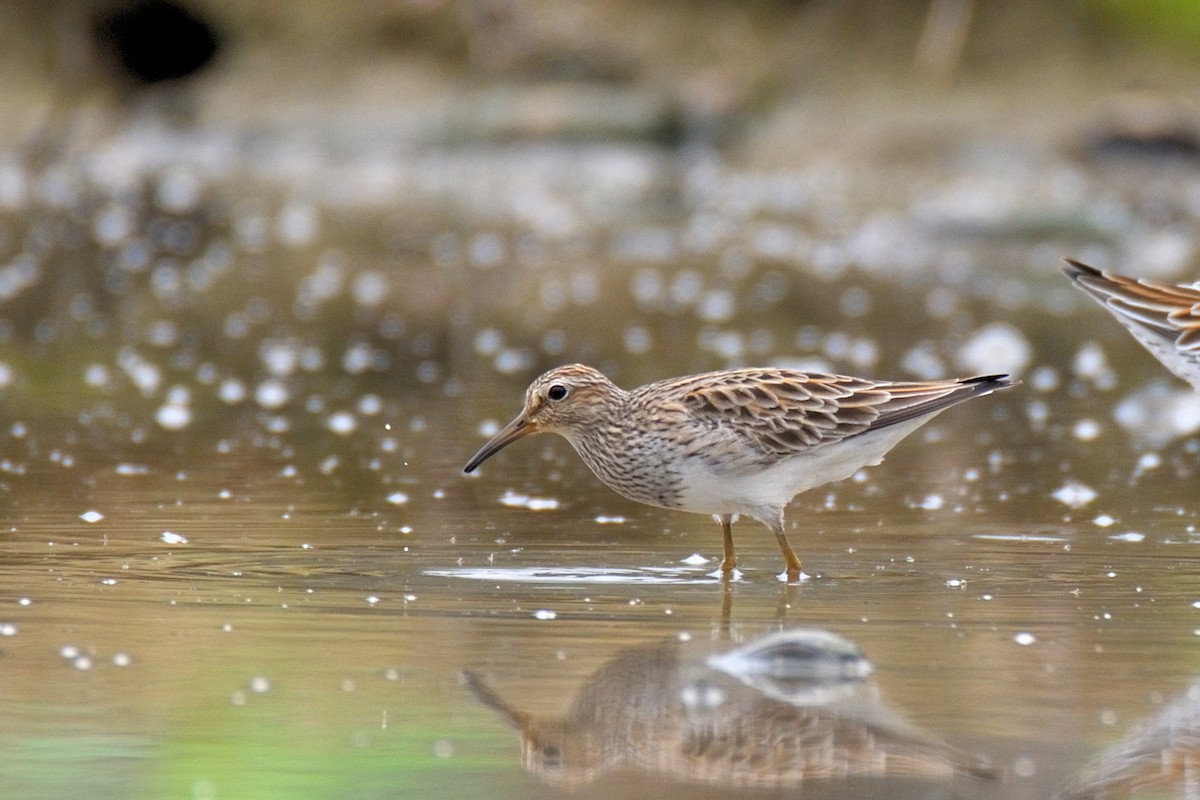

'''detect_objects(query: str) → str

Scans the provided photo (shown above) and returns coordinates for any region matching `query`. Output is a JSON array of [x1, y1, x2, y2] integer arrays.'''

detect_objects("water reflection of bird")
[[464, 629, 996, 792], [464, 364, 1014, 579], [1063, 259, 1200, 391], [1058, 681, 1200, 800]]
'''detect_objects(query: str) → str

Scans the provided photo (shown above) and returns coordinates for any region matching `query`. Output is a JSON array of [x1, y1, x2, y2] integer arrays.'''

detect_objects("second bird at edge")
[[1062, 258, 1200, 391], [464, 364, 1017, 580]]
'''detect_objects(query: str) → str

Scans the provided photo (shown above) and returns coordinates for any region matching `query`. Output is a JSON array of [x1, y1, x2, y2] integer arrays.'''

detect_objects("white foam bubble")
[[956, 322, 1032, 375], [255, 379, 289, 409], [351, 271, 388, 307], [1052, 481, 1097, 509], [218, 378, 247, 404], [326, 411, 357, 435]]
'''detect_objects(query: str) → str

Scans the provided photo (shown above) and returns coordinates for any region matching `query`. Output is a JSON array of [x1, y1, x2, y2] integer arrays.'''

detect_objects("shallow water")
[[3, 63, 1200, 800], [2, 353, 1198, 799]]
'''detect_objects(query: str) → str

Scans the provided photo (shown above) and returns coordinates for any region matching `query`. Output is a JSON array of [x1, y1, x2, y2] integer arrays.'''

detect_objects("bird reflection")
[[1059, 681, 1200, 800], [465, 628, 995, 793]]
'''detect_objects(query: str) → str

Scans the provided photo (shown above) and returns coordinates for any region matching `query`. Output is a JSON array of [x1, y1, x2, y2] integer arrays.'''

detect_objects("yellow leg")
[[772, 522, 803, 580], [718, 514, 736, 574]]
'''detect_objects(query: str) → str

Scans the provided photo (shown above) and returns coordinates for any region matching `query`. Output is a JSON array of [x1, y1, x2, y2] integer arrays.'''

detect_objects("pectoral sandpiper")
[[464, 364, 1015, 579], [1062, 258, 1200, 390]]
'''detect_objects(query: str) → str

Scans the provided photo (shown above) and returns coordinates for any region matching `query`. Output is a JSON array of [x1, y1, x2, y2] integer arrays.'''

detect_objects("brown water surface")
[[1, 363, 1197, 799], [2, 24, 1200, 796]]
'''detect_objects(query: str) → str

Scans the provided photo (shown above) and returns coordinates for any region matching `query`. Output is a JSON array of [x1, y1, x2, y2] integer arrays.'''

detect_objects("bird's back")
[[619, 369, 1014, 519]]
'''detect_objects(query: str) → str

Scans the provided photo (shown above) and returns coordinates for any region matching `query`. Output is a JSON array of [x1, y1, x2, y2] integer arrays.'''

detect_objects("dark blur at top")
[[92, 0, 221, 86], [5, 1, 1200, 164]]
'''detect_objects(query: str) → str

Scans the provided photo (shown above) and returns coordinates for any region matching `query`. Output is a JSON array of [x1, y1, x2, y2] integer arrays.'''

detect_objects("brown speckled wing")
[[675, 369, 994, 457], [1063, 259, 1200, 388], [674, 706, 993, 783], [1064, 259, 1200, 346]]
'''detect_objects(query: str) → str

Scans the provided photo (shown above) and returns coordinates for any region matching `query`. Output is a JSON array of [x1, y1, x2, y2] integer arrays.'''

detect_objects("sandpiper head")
[[461, 671, 594, 787], [463, 364, 616, 473]]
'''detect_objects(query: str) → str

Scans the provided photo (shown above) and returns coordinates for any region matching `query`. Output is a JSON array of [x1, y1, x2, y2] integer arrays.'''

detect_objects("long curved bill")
[[463, 413, 536, 473]]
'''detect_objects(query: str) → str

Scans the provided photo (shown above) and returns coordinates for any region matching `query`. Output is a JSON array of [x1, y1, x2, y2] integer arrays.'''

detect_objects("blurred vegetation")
[[1087, 0, 1200, 52]]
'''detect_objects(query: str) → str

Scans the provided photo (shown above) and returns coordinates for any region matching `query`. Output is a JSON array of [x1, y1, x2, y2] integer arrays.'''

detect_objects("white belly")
[[675, 417, 932, 517]]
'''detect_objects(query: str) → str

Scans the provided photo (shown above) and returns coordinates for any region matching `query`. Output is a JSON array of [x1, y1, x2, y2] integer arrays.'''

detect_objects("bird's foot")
[[709, 565, 743, 582]]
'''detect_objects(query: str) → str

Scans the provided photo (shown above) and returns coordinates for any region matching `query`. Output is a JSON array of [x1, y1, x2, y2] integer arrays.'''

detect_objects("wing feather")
[[663, 369, 1009, 459], [1063, 258, 1200, 343], [1063, 259, 1200, 389]]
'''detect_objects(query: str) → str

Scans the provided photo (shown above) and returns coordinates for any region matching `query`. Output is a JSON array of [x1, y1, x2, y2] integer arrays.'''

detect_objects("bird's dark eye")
[[547, 384, 568, 401]]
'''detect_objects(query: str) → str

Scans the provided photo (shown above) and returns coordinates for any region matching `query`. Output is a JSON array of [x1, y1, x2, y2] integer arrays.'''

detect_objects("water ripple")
[[425, 565, 722, 585]]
